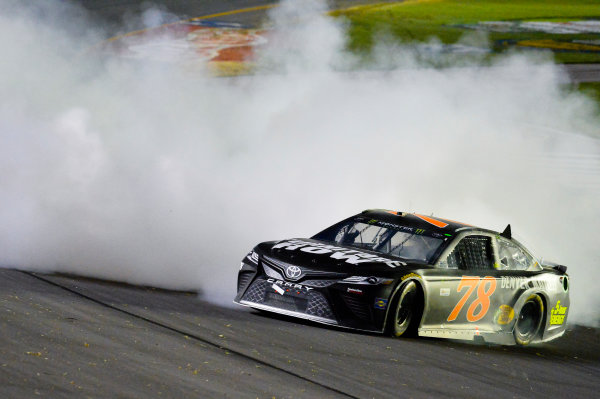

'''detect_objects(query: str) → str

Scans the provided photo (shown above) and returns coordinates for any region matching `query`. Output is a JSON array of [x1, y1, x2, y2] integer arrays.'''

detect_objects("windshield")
[[313, 218, 445, 263]]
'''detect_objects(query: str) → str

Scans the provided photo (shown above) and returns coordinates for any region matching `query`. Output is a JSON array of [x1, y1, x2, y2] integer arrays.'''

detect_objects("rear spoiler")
[[541, 260, 568, 274]]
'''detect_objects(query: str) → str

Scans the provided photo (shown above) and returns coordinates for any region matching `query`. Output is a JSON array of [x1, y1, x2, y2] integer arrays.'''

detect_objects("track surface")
[[2, 269, 599, 398], [78, 0, 394, 33], [2, 1, 600, 398]]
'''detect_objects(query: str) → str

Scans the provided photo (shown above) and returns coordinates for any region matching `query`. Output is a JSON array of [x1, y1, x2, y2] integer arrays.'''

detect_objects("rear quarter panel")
[[416, 269, 569, 344]]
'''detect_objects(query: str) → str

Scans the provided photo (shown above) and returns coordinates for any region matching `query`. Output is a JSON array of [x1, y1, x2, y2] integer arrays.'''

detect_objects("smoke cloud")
[[0, 0, 598, 325]]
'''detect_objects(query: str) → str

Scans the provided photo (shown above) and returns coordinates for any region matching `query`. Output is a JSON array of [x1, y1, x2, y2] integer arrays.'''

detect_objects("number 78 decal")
[[447, 276, 497, 322]]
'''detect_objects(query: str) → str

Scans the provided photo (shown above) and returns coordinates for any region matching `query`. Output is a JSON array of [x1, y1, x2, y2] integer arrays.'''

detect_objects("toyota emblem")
[[285, 265, 302, 279]]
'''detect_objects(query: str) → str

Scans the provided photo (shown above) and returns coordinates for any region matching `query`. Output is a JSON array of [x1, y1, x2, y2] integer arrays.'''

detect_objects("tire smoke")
[[0, 0, 598, 326]]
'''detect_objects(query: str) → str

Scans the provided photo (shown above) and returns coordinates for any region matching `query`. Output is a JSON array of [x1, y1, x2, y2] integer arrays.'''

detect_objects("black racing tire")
[[389, 281, 423, 338], [514, 294, 544, 345]]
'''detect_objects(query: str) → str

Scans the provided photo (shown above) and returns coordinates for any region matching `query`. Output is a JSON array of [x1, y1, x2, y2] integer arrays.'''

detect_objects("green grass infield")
[[332, 0, 600, 64]]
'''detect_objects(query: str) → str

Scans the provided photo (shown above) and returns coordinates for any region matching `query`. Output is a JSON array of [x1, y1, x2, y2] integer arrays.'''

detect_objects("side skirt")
[[419, 328, 515, 345]]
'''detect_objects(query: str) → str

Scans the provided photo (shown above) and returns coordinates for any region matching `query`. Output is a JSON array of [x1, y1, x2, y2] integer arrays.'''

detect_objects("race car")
[[234, 209, 570, 345]]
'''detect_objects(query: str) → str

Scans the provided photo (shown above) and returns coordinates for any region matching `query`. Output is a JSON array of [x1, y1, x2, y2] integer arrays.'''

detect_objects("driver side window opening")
[[440, 235, 494, 270]]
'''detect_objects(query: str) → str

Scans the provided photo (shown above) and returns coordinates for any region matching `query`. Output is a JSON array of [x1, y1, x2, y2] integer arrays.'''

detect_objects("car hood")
[[255, 238, 417, 277]]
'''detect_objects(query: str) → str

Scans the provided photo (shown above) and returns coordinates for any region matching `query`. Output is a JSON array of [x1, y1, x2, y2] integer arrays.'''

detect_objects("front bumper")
[[235, 273, 388, 332], [237, 278, 337, 324]]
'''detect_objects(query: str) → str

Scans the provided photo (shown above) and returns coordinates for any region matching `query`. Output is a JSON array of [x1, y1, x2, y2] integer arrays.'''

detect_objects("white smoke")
[[0, 0, 598, 325]]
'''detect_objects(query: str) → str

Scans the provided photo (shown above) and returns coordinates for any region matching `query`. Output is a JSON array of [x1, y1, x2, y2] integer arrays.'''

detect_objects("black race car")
[[234, 210, 569, 345]]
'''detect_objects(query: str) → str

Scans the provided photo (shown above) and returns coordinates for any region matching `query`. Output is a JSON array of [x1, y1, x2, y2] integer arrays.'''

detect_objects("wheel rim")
[[516, 302, 537, 335], [515, 295, 543, 344], [395, 283, 416, 333]]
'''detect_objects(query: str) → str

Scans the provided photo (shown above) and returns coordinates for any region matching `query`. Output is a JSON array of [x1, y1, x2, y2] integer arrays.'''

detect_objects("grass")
[[578, 81, 600, 102], [332, 0, 600, 63]]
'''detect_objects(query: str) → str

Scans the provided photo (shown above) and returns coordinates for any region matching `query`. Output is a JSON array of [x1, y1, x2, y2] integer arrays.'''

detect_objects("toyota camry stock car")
[[234, 209, 570, 345]]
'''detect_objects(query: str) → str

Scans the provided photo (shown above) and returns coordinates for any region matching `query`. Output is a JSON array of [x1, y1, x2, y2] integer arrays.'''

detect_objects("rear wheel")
[[390, 281, 422, 337], [514, 294, 544, 345]]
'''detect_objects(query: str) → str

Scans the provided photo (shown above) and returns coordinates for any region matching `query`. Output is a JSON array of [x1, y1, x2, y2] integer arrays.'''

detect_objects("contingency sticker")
[[550, 301, 568, 325], [374, 298, 388, 310], [495, 304, 515, 325]]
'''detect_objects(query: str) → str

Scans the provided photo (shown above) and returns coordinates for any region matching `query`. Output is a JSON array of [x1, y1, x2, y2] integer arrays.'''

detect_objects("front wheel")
[[390, 281, 422, 337], [514, 294, 544, 345]]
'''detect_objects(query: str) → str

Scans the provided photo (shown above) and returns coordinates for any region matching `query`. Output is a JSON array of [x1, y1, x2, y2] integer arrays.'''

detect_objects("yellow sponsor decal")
[[550, 300, 568, 325], [495, 304, 515, 325]]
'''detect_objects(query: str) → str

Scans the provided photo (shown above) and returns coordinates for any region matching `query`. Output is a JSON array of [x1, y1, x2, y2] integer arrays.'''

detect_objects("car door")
[[421, 232, 505, 333]]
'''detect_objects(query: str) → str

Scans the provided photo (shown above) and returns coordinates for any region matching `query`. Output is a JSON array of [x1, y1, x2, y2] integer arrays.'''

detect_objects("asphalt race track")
[[2, 1, 600, 398], [2, 269, 599, 398]]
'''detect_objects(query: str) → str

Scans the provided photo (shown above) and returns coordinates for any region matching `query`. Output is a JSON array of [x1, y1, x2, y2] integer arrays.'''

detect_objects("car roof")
[[359, 209, 501, 236]]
